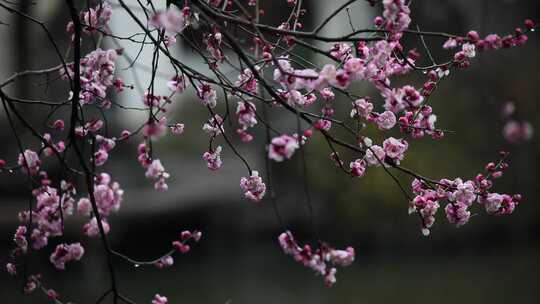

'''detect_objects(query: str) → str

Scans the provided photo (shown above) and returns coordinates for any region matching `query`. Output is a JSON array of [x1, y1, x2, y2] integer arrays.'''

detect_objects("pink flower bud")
[[179, 244, 190, 254], [524, 19, 535, 30], [180, 230, 192, 241], [193, 231, 202, 242], [52, 119, 65, 130], [467, 30, 479, 42]]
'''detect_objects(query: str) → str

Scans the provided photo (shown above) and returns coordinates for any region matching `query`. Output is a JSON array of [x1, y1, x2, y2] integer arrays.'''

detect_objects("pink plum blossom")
[[197, 84, 218, 108], [268, 135, 299, 162], [382, 137, 408, 164], [145, 159, 170, 191], [143, 117, 168, 139], [203, 115, 224, 137], [445, 202, 471, 227], [202, 146, 223, 171], [350, 98, 373, 119], [349, 159, 367, 177], [50, 243, 85, 270], [376, 111, 397, 130], [170, 123, 185, 135], [240, 171, 266, 202], [6, 263, 16, 276], [152, 294, 168, 304], [167, 75, 186, 93], [236, 101, 257, 128], [17, 149, 40, 175], [83, 217, 110, 238]]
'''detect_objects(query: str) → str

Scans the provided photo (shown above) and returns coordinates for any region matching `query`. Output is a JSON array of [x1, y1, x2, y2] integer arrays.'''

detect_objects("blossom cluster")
[[202, 146, 223, 171], [145, 159, 170, 192], [380, 0, 411, 36], [61, 48, 120, 106], [269, 39, 427, 140], [78, 173, 124, 237], [347, 137, 409, 178], [410, 152, 522, 236], [240, 171, 266, 202], [444, 25, 532, 54], [50, 243, 85, 270], [94, 134, 117, 166], [278, 231, 355, 287], [11, 176, 80, 267], [137, 142, 171, 191]]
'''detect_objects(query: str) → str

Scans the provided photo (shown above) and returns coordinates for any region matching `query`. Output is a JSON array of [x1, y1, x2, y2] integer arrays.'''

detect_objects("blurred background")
[[1, 0, 539, 303]]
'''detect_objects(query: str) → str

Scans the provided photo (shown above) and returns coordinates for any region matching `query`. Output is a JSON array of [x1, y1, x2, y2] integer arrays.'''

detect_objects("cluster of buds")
[[171, 230, 202, 255], [153, 230, 202, 270]]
